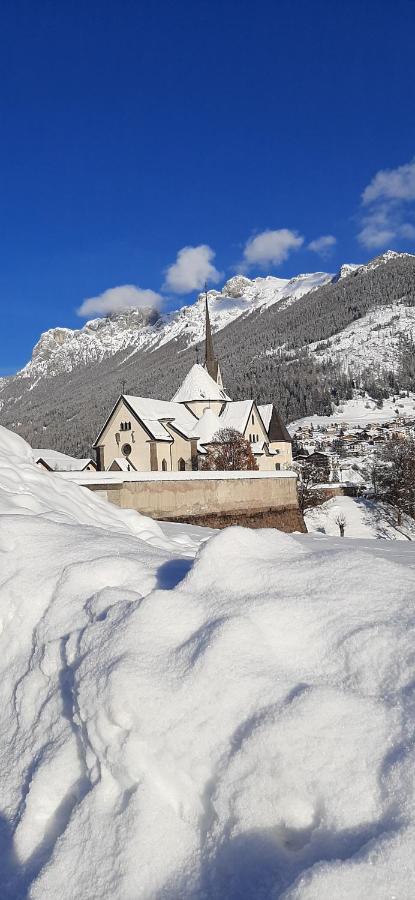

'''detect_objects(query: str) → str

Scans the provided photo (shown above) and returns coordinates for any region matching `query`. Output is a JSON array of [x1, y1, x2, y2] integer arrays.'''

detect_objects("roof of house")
[[171, 363, 230, 403], [33, 449, 95, 472]]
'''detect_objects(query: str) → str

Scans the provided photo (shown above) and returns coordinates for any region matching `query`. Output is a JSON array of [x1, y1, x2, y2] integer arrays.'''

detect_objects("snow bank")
[[1, 426, 415, 898]]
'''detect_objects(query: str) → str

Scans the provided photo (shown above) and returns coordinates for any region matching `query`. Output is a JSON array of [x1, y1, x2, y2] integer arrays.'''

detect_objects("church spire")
[[203, 285, 224, 389]]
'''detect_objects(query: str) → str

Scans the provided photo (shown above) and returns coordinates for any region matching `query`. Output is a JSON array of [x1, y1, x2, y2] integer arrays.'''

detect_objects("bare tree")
[[294, 459, 327, 513], [335, 512, 346, 537], [374, 438, 415, 524], [202, 428, 258, 471]]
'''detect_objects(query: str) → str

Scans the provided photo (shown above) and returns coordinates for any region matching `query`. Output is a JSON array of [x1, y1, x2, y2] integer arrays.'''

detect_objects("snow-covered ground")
[[289, 392, 415, 433], [305, 495, 415, 541], [2, 426, 415, 898]]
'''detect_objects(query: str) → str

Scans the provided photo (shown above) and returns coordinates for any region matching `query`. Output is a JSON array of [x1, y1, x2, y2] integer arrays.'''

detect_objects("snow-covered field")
[[305, 495, 415, 541], [2, 426, 415, 898]]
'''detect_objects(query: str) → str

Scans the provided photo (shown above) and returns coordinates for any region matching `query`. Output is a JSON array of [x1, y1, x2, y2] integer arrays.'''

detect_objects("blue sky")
[[1, 0, 415, 373]]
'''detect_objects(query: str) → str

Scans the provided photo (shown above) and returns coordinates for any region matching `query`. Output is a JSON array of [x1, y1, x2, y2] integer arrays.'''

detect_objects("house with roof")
[[94, 297, 292, 473], [34, 449, 96, 473]]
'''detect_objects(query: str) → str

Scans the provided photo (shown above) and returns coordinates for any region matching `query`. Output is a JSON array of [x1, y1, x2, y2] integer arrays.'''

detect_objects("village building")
[[34, 449, 96, 473], [94, 298, 292, 473]]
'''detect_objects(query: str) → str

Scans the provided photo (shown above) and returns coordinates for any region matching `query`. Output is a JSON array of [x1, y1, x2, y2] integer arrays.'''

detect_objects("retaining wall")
[[62, 470, 306, 533]]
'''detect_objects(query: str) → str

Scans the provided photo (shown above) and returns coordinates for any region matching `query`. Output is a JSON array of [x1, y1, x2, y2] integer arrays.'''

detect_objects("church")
[[94, 299, 292, 472]]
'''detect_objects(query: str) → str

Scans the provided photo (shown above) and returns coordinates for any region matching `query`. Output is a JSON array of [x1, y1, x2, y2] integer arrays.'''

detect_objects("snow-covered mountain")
[[1, 250, 415, 455], [14, 271, 333, 385], [11, 250, 413, 389]]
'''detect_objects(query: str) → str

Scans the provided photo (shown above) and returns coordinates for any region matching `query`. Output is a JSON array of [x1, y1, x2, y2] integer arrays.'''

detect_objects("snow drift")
[[1, 426, 415, 898]]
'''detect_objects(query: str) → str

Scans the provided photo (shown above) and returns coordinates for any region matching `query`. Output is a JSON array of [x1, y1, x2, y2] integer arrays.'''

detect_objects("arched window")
[[178, 458, 186, 471], [161, 459, 167, 471], [275, 462, 281, 471], [251, 413, 255, 425]]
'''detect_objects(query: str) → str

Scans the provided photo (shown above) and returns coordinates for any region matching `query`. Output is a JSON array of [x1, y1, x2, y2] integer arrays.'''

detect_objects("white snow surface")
[[289, 392, 415, 433], [305, 495, 415, 541], [32, 448, 95, 472], [171, 363, 230, 402], [2, 425, 415, 898]]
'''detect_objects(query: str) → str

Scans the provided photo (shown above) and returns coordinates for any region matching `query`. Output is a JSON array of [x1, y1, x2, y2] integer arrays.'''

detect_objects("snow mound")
[[1, 427, 415, 897]]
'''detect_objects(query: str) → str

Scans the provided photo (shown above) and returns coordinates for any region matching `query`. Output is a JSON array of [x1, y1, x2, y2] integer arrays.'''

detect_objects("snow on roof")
[[123, 395, 197, 441], [33, 449, 94, 472], [191, 407, 222, 452], [171, 364, 230, 403], [218, 400, 253, 434], [258, 403, 273, 432], [110, 457, 137, 472]]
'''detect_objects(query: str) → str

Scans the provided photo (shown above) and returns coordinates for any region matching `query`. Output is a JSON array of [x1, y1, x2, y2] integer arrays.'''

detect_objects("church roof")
[[257, 404, 273, 432], [219, 400, 254, 434], [191, 407, 222, 452], [171, 364, 230, 403], [123, 395, 198, 442], [258, 405, 292, 443]]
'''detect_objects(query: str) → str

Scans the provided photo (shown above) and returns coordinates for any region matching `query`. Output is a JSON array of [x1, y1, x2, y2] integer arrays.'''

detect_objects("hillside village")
[[291, 392, 415, 489]]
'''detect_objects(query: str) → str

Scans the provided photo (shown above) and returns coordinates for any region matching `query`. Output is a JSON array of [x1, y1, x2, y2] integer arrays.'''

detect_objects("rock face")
[[11, 270, 334, 385]]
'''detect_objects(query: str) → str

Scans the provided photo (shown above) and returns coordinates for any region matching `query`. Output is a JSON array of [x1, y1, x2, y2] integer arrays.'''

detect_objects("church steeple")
[[204, 288, 219, 383], [204, 286, 225, 390]]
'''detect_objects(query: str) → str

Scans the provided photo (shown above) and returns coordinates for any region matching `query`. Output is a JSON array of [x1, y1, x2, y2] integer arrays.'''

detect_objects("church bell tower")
[[204, 288, 223, 389]]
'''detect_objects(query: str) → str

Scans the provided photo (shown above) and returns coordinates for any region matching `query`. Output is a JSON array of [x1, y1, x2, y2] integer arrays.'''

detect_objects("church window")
[[251, 414, 255, 425], [275, 463, 281, 471], [178, 458, 186, 471], [121, 443, 132, 457], [161, 459, 167, 471]]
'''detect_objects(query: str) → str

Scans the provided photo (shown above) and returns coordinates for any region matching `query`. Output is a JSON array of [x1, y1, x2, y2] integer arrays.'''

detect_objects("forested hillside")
[[1, 251, 414, 456]]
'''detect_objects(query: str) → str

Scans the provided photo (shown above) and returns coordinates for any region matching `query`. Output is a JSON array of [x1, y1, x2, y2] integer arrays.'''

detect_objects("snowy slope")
[[305, 495, 415, 540], [2, 425, 415, 898], [289, 392, 415, 432], [310, 302, 415, 374]]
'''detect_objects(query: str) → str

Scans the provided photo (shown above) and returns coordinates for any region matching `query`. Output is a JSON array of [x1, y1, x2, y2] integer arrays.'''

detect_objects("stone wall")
[[76, 470, 305, 533]]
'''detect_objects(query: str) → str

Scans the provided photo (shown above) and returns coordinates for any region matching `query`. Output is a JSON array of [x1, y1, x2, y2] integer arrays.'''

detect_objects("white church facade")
[[94, 299, 292, 473]]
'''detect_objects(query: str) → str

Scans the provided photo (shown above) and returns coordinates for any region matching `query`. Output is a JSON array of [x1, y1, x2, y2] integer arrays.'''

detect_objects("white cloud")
[[77, 285, 164, 317], [163, 245, 222, 294], [362, 158, 415, 205], [307, 234, 337, 255], [358, 159, 415, 250], [242, 229, 304, 269]]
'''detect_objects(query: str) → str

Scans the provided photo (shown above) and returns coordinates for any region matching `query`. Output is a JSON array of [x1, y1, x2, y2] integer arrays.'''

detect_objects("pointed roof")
[[204, 294, 219, 382], [258, 404, 292, 443], [171, 364, 230, 403]]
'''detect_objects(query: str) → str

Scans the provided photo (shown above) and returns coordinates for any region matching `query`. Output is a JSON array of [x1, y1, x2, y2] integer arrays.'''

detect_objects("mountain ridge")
[[1, 250, 415, 455]]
